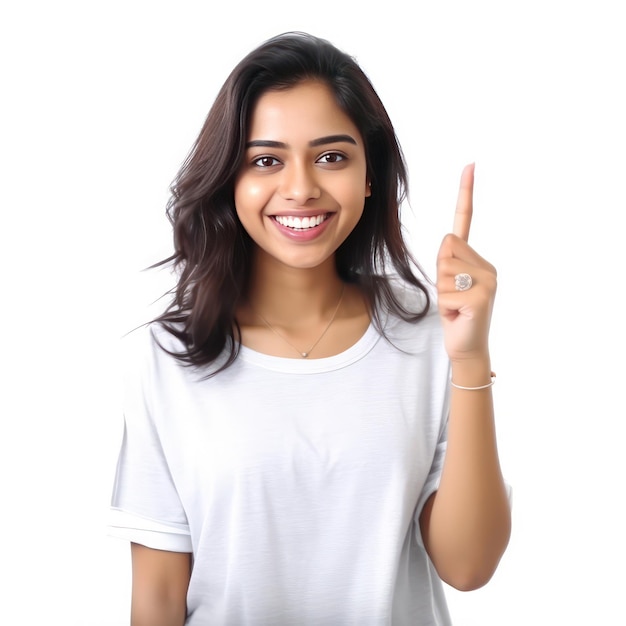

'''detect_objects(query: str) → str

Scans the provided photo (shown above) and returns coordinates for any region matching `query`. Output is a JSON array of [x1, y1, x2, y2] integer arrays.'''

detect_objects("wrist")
[[449, 354, 492, 388]]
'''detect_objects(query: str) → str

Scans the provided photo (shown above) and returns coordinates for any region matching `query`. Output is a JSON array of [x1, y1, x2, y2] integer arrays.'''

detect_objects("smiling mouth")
[[273, 214, 330, 230]]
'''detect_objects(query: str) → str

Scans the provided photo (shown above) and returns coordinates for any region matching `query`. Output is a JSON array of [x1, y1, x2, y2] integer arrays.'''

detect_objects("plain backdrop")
[[1, 1, 624, 624]]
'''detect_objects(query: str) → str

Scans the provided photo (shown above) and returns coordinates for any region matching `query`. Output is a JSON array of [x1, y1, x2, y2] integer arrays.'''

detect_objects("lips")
[[272, 214, 330, 230]]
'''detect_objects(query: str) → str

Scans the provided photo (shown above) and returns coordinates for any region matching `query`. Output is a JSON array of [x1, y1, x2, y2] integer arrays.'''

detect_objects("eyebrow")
[[245, 134, 358, 149]]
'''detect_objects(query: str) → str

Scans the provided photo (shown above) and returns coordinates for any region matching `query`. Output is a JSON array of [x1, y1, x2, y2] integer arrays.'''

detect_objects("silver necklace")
[[254, 285, 346, 358]]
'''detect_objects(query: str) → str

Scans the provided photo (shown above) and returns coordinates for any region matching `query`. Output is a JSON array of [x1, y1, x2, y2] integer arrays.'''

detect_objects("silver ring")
[[454, 273, 473, 291]]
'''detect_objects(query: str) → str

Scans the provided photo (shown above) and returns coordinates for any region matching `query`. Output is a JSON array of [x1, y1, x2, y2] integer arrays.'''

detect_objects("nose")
[[278, 161, 321, 202]]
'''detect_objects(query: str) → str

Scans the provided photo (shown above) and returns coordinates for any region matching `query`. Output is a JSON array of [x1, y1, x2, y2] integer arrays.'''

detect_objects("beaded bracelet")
[[450, 372, 496, 391]]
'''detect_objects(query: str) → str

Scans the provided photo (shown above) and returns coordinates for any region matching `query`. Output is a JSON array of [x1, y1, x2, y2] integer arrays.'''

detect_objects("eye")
[[252, 156, 281, 168], [317, 152, 346, 164]]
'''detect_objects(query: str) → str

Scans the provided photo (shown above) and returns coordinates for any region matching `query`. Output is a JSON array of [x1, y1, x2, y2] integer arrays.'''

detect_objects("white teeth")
[[274, 214, 327, 230]]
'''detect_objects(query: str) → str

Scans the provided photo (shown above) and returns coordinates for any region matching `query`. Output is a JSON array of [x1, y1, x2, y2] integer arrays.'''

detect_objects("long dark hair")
[[153, 32, 430, 373]]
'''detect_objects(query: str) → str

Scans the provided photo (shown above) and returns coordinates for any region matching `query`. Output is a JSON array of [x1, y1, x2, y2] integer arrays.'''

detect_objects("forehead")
[[248, 81, 361, 142]]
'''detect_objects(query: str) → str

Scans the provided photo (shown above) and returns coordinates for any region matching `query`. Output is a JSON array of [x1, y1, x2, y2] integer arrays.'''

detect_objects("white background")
[[1, 1, 624, 624]]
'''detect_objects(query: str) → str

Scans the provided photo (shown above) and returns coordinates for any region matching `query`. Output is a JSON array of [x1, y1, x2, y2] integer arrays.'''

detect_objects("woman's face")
[[235, 80, 370, 272]]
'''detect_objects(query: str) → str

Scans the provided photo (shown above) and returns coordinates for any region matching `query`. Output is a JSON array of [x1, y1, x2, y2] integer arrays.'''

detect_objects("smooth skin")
[[235, 81, 371, 274], [130, 543, 191, 625], [235, 81, 373, 358], [130, 83, 511, 623], [420, 162, 511, 590]]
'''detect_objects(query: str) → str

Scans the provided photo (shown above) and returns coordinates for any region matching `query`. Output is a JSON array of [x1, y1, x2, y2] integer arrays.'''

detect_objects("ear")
[[365, 179, 372, 198]]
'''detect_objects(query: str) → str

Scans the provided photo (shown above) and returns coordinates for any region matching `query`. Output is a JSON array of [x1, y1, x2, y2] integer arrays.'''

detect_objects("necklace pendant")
[[301, 352, 309, 358]]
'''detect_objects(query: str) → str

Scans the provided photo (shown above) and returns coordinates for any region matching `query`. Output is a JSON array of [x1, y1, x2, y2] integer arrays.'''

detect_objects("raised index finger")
[[453, 163, 474, 242]]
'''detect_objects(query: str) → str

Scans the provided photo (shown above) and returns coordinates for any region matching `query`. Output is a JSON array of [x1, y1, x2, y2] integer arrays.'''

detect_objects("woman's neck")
[[245, 254, 344, 323], [236, 252, 370, 359]]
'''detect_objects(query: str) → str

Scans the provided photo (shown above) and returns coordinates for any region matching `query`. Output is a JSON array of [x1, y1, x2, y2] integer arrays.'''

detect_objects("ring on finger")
[[454, 273, 473, 291]]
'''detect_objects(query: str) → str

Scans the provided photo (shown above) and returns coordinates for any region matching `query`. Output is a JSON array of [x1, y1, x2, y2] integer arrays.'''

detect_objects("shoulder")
[[383, 275, 439, 327], [119, 323, 200, 423], [386, 274, 433, 313], [120, 322, 187, 381], [121, 322, 161, 365], [380, 277, 444, 349], [121, 321, 229, 385], [122, 321, 189, 357]]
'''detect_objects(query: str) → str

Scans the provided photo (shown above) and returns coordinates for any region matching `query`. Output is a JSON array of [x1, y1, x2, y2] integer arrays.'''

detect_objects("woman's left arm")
[[420, 163, 511, 591]]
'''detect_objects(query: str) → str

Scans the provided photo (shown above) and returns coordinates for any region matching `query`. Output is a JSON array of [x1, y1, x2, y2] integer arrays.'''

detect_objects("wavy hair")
[[153, 32, 430, 373]]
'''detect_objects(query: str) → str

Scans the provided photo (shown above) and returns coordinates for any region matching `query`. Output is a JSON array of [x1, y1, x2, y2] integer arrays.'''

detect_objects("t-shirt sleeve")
[[107, 328, 192, 553]]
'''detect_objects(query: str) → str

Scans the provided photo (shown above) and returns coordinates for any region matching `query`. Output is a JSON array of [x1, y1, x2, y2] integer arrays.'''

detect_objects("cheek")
[[234, 177, 270, 215], [339, 166, 369, 199], [340, 178, 369, 213]]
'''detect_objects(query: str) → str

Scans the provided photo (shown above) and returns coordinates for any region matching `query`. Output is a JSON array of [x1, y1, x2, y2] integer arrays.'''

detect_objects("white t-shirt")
[[109, 285, 452, 625]]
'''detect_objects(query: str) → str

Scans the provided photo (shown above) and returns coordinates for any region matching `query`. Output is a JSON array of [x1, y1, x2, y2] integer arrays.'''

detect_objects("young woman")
[[109, 32, 511, 626]]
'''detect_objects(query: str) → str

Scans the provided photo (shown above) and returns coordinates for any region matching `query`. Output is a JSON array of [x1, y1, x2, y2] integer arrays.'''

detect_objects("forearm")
[[423, 355, 511, 590]]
